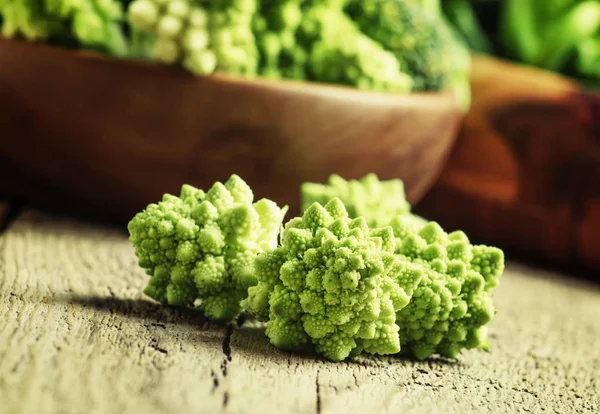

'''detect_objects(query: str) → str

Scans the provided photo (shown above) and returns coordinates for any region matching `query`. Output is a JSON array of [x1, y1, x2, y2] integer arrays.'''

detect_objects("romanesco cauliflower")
[[253, 1, 413, 92], [128, 174, 288, 321], [0, 0, 129, 56], [302, 4, 413, 93], [391, 216, 504, 359], [127, 0, 259, 76], [301, 173, 412, 228], [302, 174, 504, 360], [252, 0, 307, 80], [346, 0, 453, 92], [243, 198, 423, 361], [0, 0, 468, 95]]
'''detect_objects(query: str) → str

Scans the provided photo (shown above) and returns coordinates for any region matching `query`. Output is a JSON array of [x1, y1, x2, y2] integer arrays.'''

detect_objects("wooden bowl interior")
[[0, 38, 461, 223]]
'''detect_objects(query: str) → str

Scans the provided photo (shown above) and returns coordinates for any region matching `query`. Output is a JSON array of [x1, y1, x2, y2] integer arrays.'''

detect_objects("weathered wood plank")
[[0, 211, 227, 414], [0, 211, 599, 414], [232, 262, 600, 414]]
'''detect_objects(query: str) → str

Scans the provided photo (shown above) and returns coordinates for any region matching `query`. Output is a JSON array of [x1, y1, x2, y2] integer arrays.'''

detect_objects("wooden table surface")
[[1, 203, 599, 414]]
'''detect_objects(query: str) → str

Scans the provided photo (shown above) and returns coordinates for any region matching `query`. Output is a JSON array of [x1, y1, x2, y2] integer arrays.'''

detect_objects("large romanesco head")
[[391, 216, 504, 360], [243, 198, 423, 362], [128, 175, 288, 321], [301, 173, 412, 228]]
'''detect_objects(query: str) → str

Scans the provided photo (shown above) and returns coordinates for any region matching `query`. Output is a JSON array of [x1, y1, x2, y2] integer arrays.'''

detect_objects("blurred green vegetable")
[[410, 0, 441, 16], [346, 0, 451, 91], [0, 0, 129, 56], [442, 0, 492, 54], [441, 0, 600, 81], [303, 4, 414, 93], [438, 16, 472, 112], [127, 0, 258, 76], [577, 36, 600, 78], [0, 0, 472, 97], [252, 1, 414, 92], [344, 0, 471, 108], [500, 0, 600, 73]]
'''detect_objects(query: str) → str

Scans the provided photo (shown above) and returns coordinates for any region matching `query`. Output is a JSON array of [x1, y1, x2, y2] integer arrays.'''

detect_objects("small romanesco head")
[[243, 198, 423, 362], [301, 174, 412, 229], [390, 216, 505, 360], [128, 174, 288, 321]]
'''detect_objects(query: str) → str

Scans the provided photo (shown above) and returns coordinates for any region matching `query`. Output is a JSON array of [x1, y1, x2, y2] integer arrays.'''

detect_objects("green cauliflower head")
[[128, 174, 288, 321], [345, 0, 453, 92], [391, 216, 504, 359], [127, 0, 259, 76], [303, 5, 413, 93], [0, 0, 128, 56], [301, 173, 412, 228], [244, 198, 423, 362]]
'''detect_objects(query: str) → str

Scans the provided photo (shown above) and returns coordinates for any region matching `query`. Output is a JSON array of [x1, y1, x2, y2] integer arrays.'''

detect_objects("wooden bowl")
[[416, 55, 600, 275], [0, 38, 461, 224]]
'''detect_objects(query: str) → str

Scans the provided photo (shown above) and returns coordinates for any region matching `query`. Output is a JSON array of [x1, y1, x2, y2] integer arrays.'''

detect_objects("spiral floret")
[[128, 174, 288, 321], [391, 217, 505, 359], [244, 198, 423, 361], [301, 173, 413, 229]]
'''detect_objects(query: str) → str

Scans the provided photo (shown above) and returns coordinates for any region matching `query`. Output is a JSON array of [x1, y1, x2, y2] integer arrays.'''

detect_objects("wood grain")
[[1, 210, 599, 413], [0, 38, 460, 224], [416, 55, 600, 274]]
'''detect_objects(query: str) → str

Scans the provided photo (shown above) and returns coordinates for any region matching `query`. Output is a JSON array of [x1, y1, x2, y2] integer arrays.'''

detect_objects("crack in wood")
[[222, 391, 229, 408], [510, 387, 539, 398], [236, 312, 247, 327], [411, 381, 445, 390], [315, 371, 321, 414], [220, 324, 233, 377], [210, 369, 219, 393], [148, 338, 168, 355]]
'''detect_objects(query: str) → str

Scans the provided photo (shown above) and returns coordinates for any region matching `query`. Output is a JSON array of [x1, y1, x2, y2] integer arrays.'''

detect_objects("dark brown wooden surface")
[[0, 38, 461, 224], [416, 55, 600, 274]]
